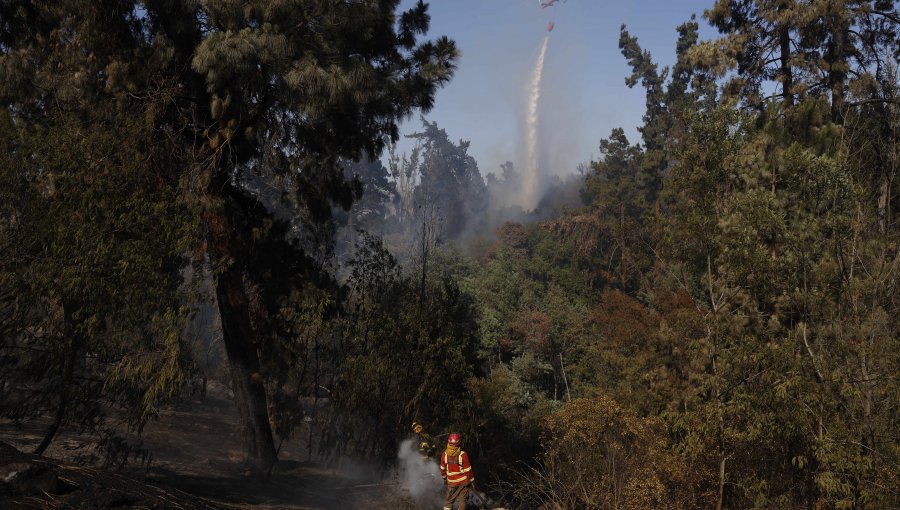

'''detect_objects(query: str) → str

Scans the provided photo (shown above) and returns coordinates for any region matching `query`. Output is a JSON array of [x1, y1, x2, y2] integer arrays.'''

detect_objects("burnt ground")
[[0, 381, 418, 509]]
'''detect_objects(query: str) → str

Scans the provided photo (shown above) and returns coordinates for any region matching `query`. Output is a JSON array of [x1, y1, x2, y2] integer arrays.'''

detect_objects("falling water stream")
[[522, 35, 550, 210]]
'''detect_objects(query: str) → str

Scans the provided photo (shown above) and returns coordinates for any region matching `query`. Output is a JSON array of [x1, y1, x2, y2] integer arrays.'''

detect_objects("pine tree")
[[696, 0, 898, 122], [699, 0, 805, 107], [0, 0, 457, 474]]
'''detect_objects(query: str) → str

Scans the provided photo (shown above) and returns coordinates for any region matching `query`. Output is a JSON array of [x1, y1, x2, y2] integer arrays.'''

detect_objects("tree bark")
[[878, 176, 890, 234], [559, 352, 571, 402], [35, 302, 78, 455], [145, 0, 275, 475], [779, 21, 793, 107], [619, 202, 627, 288], [34, 394, 66, 455], [716, 454, 726, 510], [35, 351, 71, 454], [206, 206, 276, 475], [827, 6, 848, 123]]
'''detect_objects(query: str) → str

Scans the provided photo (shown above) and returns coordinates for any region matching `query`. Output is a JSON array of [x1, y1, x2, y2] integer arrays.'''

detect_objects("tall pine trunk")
[[779, 23, 793, 107], [35, 301, 78, 455], [827, 6, 848, 123], [150, 1, 277, 472], [206, 206, 276, 475]]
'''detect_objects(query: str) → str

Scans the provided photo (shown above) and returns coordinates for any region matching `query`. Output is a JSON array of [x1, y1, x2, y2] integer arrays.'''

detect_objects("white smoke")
[[396, 438, 443, 507], [522, 35, 550, 211]]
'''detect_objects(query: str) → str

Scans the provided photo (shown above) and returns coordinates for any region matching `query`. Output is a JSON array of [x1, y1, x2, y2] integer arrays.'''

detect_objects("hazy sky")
[[393, 0, 719, 179]]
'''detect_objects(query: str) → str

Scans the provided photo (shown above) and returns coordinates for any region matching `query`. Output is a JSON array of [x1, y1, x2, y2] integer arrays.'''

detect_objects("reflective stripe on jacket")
[[439, 450, 474, 487]]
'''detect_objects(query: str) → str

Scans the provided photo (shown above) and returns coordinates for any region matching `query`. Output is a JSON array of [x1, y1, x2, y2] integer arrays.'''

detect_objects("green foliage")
[[0, 0, 459, 471], [695, 0, 899, 120], [459, 9, 899, 505], [653, 97, 900, 508], [574, 128, 650, 291], [0, 86, 197, 454], [255, 235, 481, 465]]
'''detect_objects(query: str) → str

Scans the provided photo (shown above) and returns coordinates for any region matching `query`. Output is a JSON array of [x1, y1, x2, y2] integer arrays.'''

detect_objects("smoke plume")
[[396, 438, 443, 507]]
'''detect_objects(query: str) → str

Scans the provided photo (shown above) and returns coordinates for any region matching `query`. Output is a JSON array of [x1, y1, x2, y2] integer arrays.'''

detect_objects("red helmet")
[[448, 433, 461, 446]]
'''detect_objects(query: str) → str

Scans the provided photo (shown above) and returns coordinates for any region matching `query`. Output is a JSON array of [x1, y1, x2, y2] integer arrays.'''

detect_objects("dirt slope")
[[0, 382, 416, 509]]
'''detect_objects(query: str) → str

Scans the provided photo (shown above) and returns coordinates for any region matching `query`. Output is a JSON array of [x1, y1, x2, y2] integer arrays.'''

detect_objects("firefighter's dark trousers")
[[444, 482, 470, 510]]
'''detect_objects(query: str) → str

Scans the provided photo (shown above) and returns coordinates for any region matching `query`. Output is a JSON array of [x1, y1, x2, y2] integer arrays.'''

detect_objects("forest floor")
[[0, 381, 418, 509]]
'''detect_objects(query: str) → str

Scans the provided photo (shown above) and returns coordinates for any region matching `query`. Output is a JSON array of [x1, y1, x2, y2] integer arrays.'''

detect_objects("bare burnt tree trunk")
[[416, 191, 440, 306]]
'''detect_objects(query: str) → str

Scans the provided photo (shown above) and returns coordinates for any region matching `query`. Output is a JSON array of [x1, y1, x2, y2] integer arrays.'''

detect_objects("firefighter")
[[439, 432, 475, 510], [411, 421, 436, 458]]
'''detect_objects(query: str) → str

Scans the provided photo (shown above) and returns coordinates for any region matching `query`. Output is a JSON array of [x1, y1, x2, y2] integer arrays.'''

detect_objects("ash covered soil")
[[0, 382, 417, 509]]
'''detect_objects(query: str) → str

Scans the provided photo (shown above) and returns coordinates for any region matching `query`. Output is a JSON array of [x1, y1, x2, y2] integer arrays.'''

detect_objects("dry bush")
[[512, 395, 699, 510]]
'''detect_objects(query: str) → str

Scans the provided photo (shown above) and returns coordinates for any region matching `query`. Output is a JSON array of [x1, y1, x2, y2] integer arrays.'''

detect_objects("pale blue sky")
[[394, 0, 719, 179]]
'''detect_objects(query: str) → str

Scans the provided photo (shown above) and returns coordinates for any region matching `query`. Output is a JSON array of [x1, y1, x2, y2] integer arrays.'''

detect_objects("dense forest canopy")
[[1, 1, 899, 509]]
